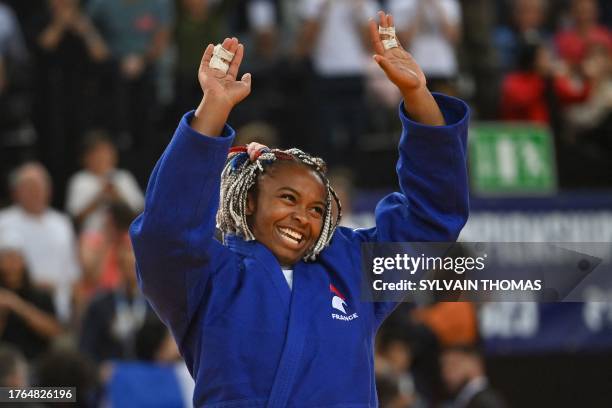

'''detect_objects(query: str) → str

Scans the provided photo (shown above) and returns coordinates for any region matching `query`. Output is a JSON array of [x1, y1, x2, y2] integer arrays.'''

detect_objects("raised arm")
[[130, 38, 251, 343], [353, 11, 469, 244], [369, 11, 445, 126]]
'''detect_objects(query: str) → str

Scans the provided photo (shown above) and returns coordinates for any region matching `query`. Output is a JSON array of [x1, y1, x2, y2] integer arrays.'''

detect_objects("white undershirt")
[[282, 268, 293, 290]]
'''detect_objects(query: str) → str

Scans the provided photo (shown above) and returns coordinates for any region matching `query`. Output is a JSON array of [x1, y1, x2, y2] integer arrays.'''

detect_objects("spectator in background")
[[30, 0, 109, 207], [375, 325, 423, 408], [35, 347, 99, 407], [0, 234, 62, 360], [555, 0, 612, 67], [65, 131, 143, 234], [566, 41, 612, 148], [79, 233, 156, 363], [389, 0, 461, 94], [440, 345, 508, 408], [174, 0, 229, 117], [249, 0, 280, 61], [0, 1, 29, 111], [87, 0, 172, 151], [234, 121, 279, 148], [327, 167, 374, 229], [293, 0, 379, 166], [376, 373, 417, 408], [76, 202, 137, 318], [0, 162, 80, 323], [499, 37, 557, 124], [494, 0, 550, 72], [0, 2, 34, 205]]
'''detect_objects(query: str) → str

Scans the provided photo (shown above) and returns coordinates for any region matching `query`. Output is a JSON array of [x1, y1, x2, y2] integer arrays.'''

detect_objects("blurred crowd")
[[0, 0, 611, 406]]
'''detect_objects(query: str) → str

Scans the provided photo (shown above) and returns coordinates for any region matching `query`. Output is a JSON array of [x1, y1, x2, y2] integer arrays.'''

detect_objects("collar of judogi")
[[224, 234, 281, 265]]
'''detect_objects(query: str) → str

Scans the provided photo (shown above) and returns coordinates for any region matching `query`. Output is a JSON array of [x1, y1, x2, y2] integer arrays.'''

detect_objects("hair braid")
[[216, 147, 342, 261]]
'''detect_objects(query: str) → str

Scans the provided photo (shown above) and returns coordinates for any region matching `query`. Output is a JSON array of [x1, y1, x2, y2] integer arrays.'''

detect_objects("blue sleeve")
[[129, 112, 238, 344], [351, 94, 470, 323]]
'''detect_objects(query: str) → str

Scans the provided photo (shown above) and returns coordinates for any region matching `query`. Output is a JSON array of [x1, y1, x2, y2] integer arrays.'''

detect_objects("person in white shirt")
[[389, 0, 462, 93], [65, 131, 144, 234], [0, 162, 81, 321], [293, 0, 380, 166]]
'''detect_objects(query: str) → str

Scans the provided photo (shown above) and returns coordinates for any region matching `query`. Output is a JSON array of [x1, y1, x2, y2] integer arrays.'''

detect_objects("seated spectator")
[[65, 132, 143, 234], [35, 347, 99, 407], [390, 0, 462, 94], [440, 345, 508, 408], [75, 202, 137, 318], [79, 233, 156, 363], [494, 0, 550, 72], [0, 162, 80, 322], [376, 372, 417, 408], [375, 325, 421, 408], [0, 233, 62, 360]]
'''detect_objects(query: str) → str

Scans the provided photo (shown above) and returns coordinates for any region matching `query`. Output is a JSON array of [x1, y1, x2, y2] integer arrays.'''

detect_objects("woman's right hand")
[[199, 37, 251, 112]]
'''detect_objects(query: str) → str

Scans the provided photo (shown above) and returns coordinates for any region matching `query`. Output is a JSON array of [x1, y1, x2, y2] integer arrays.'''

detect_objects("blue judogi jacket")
[[130, 93, 470, 407]]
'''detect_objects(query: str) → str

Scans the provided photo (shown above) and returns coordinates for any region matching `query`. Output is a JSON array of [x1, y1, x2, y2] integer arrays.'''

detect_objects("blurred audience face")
[[49, 0, 78, 13], [572, 0, 598, 27], [514, 0, 547, 32], [380, 341, 412, 375], [12, 164, 51, 215], [181, 0, 208, 15], [440, 349, 484, 395], [0, 250, 26, 290], [583, 43, 612, 79], [84, 140, 118, 176]]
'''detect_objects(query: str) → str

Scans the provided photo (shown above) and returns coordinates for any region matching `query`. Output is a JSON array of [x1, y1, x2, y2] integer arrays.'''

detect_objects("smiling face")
[[247, 161, 327, 266]]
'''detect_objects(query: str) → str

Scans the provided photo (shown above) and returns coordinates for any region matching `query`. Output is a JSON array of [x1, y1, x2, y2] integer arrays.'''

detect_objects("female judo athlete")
[[130, 11, 469, 408]]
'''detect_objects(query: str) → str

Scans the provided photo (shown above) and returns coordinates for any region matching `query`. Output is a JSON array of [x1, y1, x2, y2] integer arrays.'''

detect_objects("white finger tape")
[[208, 44, 235, 73], [378, 26, 396, 36], [378, 26, 398, 50], [209, 56, 229, 73], [213, 44, 235, 61], [382, 38, 398, 50]]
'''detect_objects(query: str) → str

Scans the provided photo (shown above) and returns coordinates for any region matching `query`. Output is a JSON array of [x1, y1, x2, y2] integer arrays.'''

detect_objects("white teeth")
[[279, 227, 303, 242]]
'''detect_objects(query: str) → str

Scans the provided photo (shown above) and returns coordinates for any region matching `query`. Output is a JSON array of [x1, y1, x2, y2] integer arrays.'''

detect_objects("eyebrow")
[[278, 187, 325, 207]]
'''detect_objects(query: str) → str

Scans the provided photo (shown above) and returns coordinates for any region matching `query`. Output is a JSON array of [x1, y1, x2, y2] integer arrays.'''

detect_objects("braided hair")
[[217, 146, 342, 261]]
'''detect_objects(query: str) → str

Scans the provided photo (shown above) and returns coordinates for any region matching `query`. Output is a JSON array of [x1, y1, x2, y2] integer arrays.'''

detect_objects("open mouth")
[[277, 226, 304, 246]]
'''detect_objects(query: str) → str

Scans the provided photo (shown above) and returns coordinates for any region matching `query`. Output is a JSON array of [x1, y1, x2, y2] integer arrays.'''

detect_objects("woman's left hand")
[[368, 11, 426, 95]]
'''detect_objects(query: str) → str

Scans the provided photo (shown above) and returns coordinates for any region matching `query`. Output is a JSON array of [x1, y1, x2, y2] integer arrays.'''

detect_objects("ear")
[[246, 191, 256, 215]]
